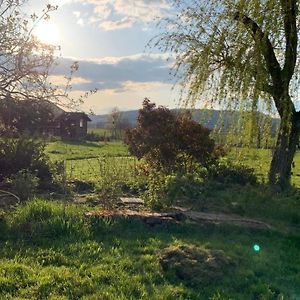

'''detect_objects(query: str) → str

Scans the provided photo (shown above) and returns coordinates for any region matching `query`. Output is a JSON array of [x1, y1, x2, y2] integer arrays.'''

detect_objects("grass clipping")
[[160, 244, 234, 287]]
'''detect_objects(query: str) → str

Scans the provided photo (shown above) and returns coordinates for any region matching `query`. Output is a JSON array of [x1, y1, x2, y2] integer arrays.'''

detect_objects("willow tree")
[[155, 0, 300, 187]]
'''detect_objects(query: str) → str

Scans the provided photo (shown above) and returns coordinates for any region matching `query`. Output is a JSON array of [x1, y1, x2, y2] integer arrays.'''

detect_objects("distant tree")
[[125, 99, 218, 172], [106, 107, 131, 139], [155, 0, 300, 187]]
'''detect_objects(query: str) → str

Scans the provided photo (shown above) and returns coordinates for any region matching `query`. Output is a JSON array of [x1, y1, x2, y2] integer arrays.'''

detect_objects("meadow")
[[45, 140, 300, 187], [0, 140, 299, 299]]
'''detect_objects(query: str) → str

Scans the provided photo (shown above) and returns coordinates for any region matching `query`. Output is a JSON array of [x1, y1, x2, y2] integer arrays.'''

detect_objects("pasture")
[[46, 140, 300, 187]]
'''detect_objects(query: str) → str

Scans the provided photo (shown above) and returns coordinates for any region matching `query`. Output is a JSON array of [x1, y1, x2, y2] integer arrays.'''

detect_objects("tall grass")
[[6, 199, 90, 241]]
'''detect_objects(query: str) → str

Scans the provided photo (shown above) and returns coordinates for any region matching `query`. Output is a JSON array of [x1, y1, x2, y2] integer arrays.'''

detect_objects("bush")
[[143, 170, 204, 210], [206, 160, 257, 185], [0, 136, 62, 190], [6, 170, 39, 201], [125, 99, 221, 173]]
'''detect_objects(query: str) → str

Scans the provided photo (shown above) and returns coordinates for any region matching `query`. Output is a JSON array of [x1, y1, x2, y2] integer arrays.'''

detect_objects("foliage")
[[7, 199, 90, 241], [206, 160, 257, 186], [0, 137, 61, 189], [143, 160, 256, 209], [95, 156, 127, 208], [6, 170, 39, 202], [143, 170, 205, 210], [0, 1, 57, 101], [125, 99, 219, 172], [106, 107, 131, 140], [155, 0, 300, 187]]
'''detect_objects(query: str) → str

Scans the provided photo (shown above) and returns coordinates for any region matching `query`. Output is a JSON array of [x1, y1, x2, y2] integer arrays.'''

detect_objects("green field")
[[46, 141, 135, 182], [46, 140, 129, 160], [45, 140, 300, 187]]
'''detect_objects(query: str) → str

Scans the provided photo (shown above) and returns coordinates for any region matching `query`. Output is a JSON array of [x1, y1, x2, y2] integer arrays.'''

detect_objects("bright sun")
[[34, 21, 60, 45]]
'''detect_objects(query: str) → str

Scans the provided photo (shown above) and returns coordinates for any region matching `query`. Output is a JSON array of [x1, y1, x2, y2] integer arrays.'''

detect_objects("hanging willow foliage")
[[153, 0, 300, 187]]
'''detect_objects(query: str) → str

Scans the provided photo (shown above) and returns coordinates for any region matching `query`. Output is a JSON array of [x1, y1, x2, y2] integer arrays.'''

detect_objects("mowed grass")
[[46, 141, 135, 182], [0, 199, 299, 299], [46, 140, 129, 160]]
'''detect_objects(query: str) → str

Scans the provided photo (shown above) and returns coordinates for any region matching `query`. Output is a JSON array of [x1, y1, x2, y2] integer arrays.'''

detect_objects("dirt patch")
[[85, 198, 272, 230], [160, 244, 234, 286], [183, 210, 272, 230]]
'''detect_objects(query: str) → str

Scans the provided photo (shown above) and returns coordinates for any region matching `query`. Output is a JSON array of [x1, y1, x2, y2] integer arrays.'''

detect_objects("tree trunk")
[[269, 111, 300, 188]]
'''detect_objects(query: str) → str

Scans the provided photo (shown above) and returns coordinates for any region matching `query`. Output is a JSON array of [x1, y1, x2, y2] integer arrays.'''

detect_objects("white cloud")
[[99, 16, 135, 30], [48, 75, 92, 86], [77, 18, 84, 26], [73, 11, 81, 18], [60, 0, 171, 30], [113, 80, 172, 93]]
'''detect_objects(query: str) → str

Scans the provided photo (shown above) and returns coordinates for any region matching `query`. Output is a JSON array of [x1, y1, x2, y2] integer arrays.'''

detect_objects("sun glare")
[[34, 21, 60, 46]]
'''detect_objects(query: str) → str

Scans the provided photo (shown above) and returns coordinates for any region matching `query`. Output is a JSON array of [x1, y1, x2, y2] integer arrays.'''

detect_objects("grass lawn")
[[45, 141, 135, 183], [0, 199, 299, 299], [46, 140, 129, 161]]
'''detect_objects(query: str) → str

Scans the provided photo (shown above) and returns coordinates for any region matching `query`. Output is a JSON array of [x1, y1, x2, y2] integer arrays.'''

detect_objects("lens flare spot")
[[253, 244, 260, 252]]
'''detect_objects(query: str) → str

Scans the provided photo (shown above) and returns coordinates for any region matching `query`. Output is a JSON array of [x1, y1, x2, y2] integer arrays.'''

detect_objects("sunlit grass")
[[0, 199, 299, 299], [46, 140, 129, 161]]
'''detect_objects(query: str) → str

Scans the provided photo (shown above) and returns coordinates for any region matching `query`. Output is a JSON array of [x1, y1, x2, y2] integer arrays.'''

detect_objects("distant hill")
[[89, 109, 279, 133]]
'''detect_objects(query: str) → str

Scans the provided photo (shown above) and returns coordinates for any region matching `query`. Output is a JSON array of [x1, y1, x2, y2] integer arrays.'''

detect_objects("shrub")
[[6, 170, 39, 201], [143, 170, 204, 210], [206, 160, 257, 185], [0, 136, 62, 189], [125, 99, 221, 173]]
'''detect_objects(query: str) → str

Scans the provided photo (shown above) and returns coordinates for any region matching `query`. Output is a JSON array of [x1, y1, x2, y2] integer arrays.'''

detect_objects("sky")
[[27, 0, 181, 114]]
